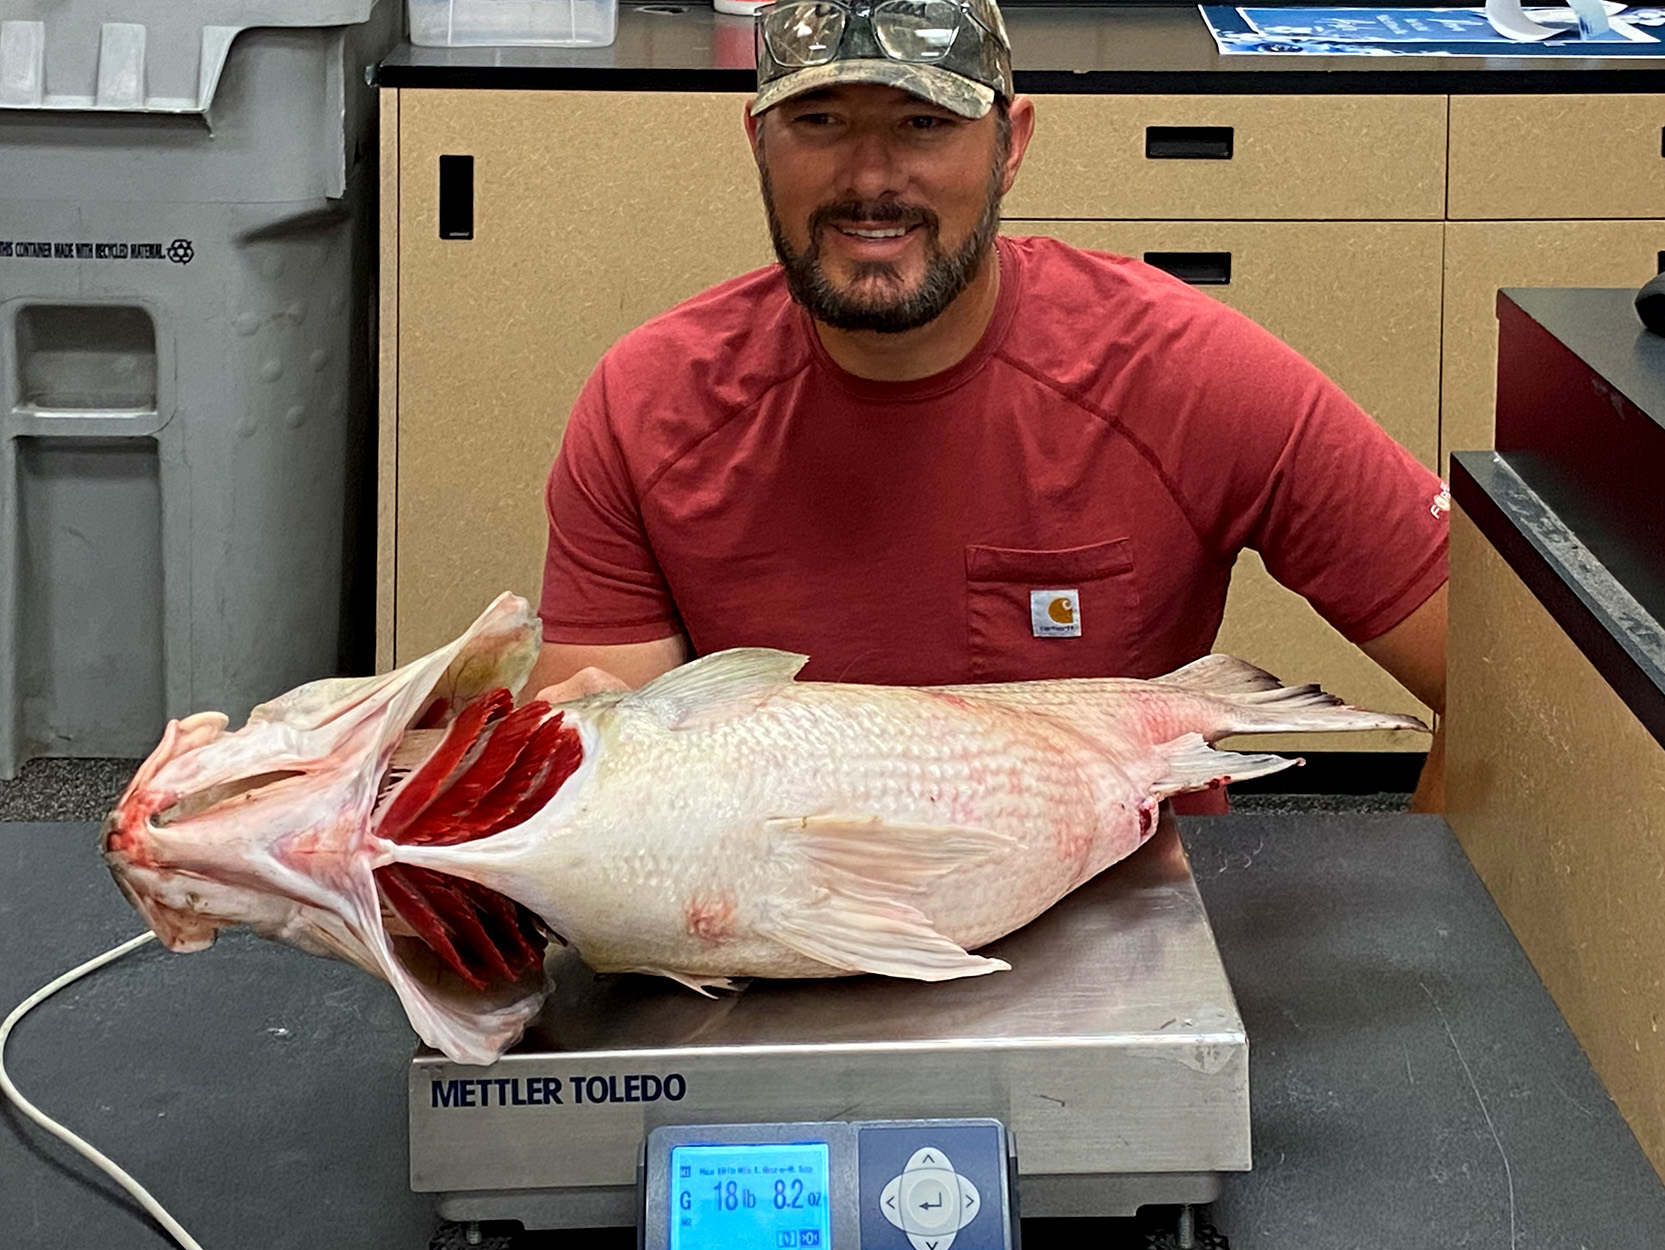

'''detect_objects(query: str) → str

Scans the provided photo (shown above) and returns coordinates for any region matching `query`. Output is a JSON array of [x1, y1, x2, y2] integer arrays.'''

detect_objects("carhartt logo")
[[1031, 590, 1081, 638]]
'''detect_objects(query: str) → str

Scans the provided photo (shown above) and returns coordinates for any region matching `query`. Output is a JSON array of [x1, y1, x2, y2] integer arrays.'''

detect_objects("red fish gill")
[[371, 690, 585, 991]]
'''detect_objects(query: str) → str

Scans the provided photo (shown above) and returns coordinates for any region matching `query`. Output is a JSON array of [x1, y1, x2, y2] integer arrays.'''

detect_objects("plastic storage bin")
[[0, 1, 400, 777], [408, 0, 618, 48]]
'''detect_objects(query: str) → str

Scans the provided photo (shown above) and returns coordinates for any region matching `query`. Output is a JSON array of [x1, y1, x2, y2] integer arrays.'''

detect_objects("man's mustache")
[[808, 199, 939, 235]]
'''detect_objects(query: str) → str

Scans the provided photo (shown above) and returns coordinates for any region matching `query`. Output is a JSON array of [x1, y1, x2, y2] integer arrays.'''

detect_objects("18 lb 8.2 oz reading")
[[669, 1141, 831, 1250]]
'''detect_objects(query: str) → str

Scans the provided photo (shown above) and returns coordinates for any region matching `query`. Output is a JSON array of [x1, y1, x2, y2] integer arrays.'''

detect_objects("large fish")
[[103, 594, 1424, 1064]]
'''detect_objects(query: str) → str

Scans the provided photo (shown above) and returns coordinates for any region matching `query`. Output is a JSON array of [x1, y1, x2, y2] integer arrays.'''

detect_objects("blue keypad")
[[856, 1123, 1008, 1250]]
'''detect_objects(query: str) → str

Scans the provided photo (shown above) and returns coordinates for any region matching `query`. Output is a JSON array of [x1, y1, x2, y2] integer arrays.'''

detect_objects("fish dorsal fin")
[[756, 815, 1018, 981], [622, 648, 808, 731], [1151, 653, 1283, 696]]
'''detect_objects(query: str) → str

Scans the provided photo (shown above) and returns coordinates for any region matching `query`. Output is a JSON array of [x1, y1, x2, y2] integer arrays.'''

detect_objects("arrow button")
[[880, 1177, 905, 1231], [906, 1148, 950, 1172]]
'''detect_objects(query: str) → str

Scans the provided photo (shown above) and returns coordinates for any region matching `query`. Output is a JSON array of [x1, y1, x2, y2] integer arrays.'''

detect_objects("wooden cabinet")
[[1006, 94, 1447, 221], [1447, 94, 1665, 220], [1448, 504, 1665, 1176], [381, 90, 771, 663]]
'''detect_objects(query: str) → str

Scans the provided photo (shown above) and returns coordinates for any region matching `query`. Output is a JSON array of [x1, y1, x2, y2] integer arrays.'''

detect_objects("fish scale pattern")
[[412, 684, 1144, 980]]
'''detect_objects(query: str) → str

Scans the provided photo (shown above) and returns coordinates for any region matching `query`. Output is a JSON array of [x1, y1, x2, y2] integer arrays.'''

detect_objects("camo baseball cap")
[[752, 0, 1014, 121]]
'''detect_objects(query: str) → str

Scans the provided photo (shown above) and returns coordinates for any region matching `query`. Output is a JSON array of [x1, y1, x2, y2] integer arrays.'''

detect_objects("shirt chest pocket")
[[965, 539, 1143, 682]]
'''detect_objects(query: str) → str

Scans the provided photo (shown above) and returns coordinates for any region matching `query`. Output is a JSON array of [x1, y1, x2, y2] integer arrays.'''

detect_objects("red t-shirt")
[[541, 236, 1446, 691]]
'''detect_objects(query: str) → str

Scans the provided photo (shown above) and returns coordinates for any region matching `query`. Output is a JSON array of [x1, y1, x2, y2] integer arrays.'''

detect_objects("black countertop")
[[6, 814, 1664, 1249], [1451, 450, 1665, 747], [1501, 288, 1665, 438], [1452, 287, 1665, 751], [376, 3, 1665, 92]]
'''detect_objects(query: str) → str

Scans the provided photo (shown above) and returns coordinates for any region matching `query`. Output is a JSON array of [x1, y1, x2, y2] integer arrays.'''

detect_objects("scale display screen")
[[669, 1141, 831, 1250]]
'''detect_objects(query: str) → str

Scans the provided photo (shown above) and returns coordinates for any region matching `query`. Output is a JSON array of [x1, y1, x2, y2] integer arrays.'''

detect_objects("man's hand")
[[533, 666, 631, 705], [524, 635, 691, 705]]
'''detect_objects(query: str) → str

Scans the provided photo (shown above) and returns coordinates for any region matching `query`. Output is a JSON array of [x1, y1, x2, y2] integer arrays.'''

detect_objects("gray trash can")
[[0, 0, 399, 777]]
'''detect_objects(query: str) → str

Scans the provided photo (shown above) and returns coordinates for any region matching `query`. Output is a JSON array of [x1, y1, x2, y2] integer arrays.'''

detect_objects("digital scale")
[[406, 816, 1249, 1240]]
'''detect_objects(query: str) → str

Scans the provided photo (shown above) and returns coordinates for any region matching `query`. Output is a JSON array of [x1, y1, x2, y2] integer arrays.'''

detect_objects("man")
[[530, 0, 1448, 810]]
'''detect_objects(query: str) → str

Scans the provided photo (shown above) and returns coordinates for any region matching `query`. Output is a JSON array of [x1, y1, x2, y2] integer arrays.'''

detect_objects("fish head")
[[100, 687, 410, 966], [101, 593, 552, 1063]]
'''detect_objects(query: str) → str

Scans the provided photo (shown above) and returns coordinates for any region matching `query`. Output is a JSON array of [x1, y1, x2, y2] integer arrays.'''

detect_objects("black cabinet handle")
[[1143, 252, 1232, 286], [1146, 126, 1235, 160], [439, 154, 475, 240]]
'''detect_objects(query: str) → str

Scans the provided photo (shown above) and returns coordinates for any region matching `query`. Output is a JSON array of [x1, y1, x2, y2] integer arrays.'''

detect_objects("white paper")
[[1485, 0, 1623, 39]]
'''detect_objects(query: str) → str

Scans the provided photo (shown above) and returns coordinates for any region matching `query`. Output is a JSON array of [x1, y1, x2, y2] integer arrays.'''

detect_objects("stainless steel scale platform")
[[407, 815, 1250, 1229]]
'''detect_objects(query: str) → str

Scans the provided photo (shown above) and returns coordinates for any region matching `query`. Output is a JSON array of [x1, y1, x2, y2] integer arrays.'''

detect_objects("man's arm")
[[527, 634, 691, 704], [1357, 581, 1447, 813]]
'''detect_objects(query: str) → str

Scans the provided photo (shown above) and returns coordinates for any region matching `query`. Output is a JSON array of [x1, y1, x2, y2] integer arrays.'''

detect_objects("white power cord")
[[1, 931, 206, 1250]]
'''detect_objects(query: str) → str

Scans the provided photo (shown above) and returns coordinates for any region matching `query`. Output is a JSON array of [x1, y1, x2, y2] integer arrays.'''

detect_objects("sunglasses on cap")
[[753, 0, 1013, 119]]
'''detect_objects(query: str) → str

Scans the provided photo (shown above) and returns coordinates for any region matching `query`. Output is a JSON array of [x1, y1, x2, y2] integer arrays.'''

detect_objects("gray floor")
[[0, 757, 142, 823], [1230, 789, 1411, 814], [0, 757, 1411, 824]]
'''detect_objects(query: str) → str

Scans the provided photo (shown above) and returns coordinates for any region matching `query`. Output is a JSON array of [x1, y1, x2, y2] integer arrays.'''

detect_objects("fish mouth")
[[100, 593, 577, 1062], [102, 710, 237, 867]]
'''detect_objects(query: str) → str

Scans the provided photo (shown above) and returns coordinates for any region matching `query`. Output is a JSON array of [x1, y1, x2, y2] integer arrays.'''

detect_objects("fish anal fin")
[[623, 649, 808, 731], [631, 968, 742, 997], [759, 893, 1009, 981], [1151, 732, 1298, 801]]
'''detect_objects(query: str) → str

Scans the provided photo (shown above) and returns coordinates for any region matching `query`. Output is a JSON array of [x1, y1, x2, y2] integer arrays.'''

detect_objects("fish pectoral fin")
[[756, 815, 1017, 981], [631, 968, 743, 997], [759, 893, 1009, 982], [1150, 732, 1298, 801], [622, 649, 809, 730], [766, 815, 1020, 891]]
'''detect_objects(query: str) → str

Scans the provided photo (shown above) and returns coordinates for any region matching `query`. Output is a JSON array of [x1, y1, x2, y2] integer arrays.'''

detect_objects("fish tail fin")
[[1149, 732, 1300, 803], [1154, 654, 1429, 738]]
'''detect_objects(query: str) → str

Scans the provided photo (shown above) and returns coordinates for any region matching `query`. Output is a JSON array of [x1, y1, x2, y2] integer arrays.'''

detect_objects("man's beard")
[[760, 143, 1007, 335]]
